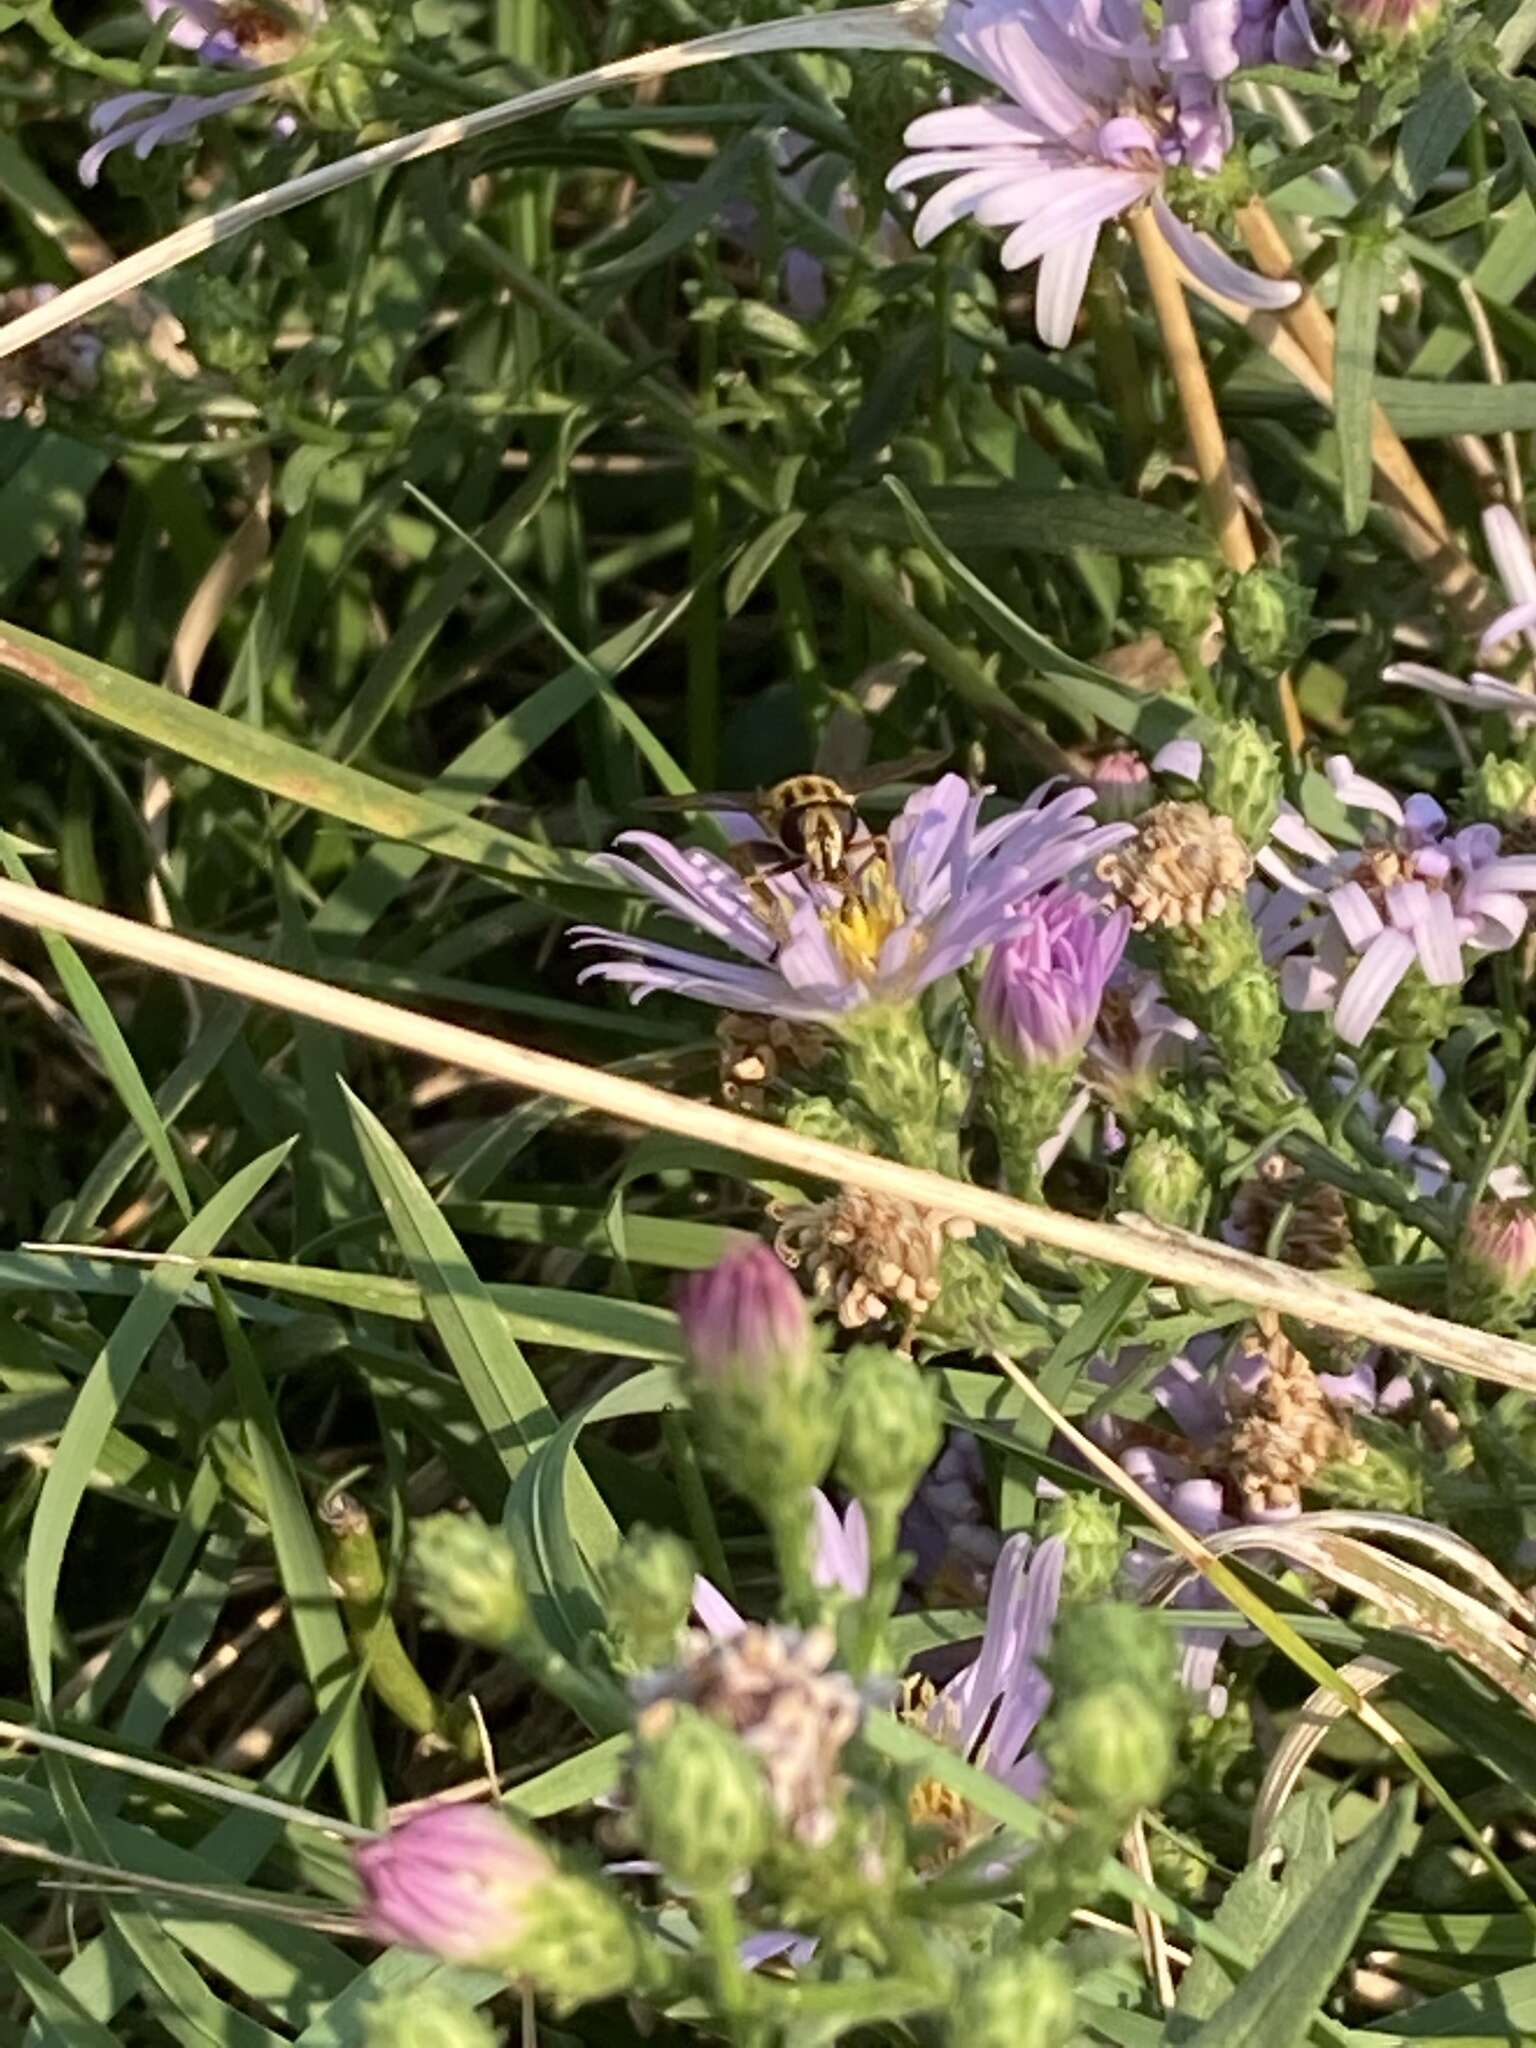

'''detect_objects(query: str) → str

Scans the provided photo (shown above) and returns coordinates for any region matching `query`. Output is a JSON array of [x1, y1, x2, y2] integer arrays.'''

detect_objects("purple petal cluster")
[[693, 1490, 869, 1640], [575, 773, 1130, 1024], [1386, 508, 1536, 729], [977, 889, 1131, 1067], [885, 0, 1303, 346], [81, 0, 321, 187], [1259, 756, 1536, 1045]]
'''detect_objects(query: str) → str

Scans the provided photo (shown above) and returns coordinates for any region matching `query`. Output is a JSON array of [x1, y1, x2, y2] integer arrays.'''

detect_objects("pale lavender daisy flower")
[[1162, 0, 1336, 78], [1260, 756, 1536, 1044], [885, 0, 1300, 347], [575, 774, 1130, 1024], [911, 1531, 1063, 1846], [1083, 964, 1200, 1142], [80, 0, 322, 187], [1385, 507, 1536, 730], [976, 889, 1131, 1068]]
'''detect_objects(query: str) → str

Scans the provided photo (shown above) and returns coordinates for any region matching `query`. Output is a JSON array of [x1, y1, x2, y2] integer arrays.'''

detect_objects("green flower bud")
[[1204, 964, 1285, 1069], [631, 1703, 772, 1892], [1122, 1132, 1206, 1229], [1331, 0, 1448, 52], [1048, 1602, 1181, 1713], [1467, 753, 1536, 828], [1044, 1681, 1176, 1819], [365, 1988, 499, 2048], [1137, 556, 1220, 649], [835, 1345, 944, 1513], [602, 1526, 697, 1672], [1314, 1424, 1424, 1513], [947, 1950, 1076, 2048], [514, 1873, 641, 2012], [410, 1512, 527, 1649], [919, 1232, 1038, 1353], [1039, 1493, 1128, 1602], [1200, 718, 1283, 848], [1224, 566, 1311, 674]]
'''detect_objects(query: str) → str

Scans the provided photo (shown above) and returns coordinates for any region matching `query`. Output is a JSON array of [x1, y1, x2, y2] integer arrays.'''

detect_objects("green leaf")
[[1335, 236, 1386, 536], [1185, 1792, 1414, 2048], [1177, 1790, 1336, 2019], [725, 510, 808, 615], [829, 480, 1216, 559], [1377, 378, 1536, 436], [23, 1142, 294, 1705], [0, 619, 612, 899], [344, 1084, 617, 1558]]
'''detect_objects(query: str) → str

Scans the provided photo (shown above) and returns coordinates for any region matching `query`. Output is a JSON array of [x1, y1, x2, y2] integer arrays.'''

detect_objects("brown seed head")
[[773, 1188, 974, 1330], [1096, 800, 1252, 931]]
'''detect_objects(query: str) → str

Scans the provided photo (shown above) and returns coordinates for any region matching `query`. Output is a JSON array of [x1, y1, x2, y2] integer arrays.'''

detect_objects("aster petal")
[[1328, 879, 1385, 950], [1325, 755, 1405, 826], [912, 167, 1051, 246], [1280, 954, 1341, 1013], [1483, 504, 1536, 609], [902, 102, 1062, 150], [1384, 660, 1536, 726], [1153, 737, 1204, 781], [998, 168, 1151, 273], [1333, 928, 1417, 1044], [1411, 889, 1465, 986], [692, 1574, 746, 1639], [594, 840, 779, 958], [1479, 600, 1536, 658], [1036, 226, 1102, 346], [1151, 196, 1300, 309]]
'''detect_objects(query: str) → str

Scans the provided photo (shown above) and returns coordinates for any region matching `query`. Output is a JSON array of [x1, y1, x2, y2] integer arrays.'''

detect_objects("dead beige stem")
[[1130, 206, 1257, 575], [1236, 198, 1491, 624], [4, 879, 1536, 1392]]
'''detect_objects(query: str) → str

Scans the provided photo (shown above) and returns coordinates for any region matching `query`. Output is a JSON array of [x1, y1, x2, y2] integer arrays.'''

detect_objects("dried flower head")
[[640, 1625, 862, 1846], [1216, 1322, 1359, 1518], [774, 1188, 975, 1329], [716, 1011, 828, 1111], [1224, 1154, 1354, 1272], [0, 287, 103, 425], [1097, 801, 1253, 931]]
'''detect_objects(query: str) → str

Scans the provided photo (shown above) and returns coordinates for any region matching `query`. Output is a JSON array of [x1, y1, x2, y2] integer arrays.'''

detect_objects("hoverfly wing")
[[842, 747, 951, 796], [632, 788, 762, 815]]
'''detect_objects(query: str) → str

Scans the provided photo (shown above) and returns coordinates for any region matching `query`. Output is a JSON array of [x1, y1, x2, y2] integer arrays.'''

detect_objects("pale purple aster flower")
[[80, 0, 321, 187], [574, 774, 1130, 1024], [976, 889, 1132, 1067], [692, 1490, 869, 1639], [355, 1804, 553, 1963], [885, 0, 1300, 347], [901, 1429, 1003, 1603], [1385, 507, 1536, 729], [1260, 756, 1536, 1044], [920, 1532, 1063, 1802], [720, 131, 910, 320]]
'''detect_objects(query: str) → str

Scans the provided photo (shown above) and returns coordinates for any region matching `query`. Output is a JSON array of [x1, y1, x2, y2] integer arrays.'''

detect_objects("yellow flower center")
[[900, 1678, 985, 1868], [823, 853, 908, 980]]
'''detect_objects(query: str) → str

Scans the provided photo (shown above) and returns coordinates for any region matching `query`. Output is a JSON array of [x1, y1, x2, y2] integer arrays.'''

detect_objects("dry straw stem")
[[0, 3, 940, 365], [4, 880, 1536, 1393], [1129, 205, 1257, 576]]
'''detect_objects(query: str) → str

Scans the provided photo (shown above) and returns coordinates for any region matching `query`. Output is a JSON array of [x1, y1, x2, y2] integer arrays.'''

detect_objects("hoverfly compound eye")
[[778, 809, 810, 857]]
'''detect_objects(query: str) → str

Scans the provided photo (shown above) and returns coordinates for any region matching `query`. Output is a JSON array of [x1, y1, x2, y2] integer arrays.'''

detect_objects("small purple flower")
[[901, 1429, 1003, 1603], [80, 0, 322, 187], [1385, 507, 1536, 729], [1162, 0, 1336, 78], [1462, 1195, 1536, 1296], [1083, 746, 1155, 822], [1260, 756, 1536, 1044], [675, 1243, 811, 1387], [355, 1804, 553, 1964], [575, 774, 1129, 1024], [885, 0, 1300, 347], [919, 1532, 1063, 1804], [977, 889, 1131, 1068]]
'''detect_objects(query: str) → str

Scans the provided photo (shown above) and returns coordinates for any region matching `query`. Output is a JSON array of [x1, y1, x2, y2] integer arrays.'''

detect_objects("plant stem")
[[1129, 204, 1256, 575], [320, 1489, 465, 1750], [663, 1405, 735, 1595]]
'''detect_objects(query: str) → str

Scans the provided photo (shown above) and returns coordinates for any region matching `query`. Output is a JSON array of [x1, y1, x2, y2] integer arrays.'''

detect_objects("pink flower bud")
[[355, 1805, 553, 1965], [674, 1243, 811, 1385], [977, 892, 1131, 1069], [1463, 1197, 1536, 1297]]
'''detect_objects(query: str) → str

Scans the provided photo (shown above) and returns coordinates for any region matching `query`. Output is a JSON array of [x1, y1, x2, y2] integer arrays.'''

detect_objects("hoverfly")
[[636, 749, 948, 888]]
